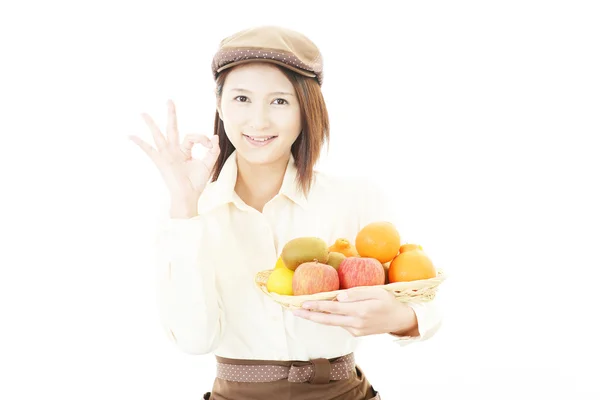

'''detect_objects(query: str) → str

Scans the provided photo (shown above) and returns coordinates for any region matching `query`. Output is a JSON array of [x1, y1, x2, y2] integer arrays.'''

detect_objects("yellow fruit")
[[399, 243, 423, 253], [274, 257, 286, 269], [266, 267, 294, 295]]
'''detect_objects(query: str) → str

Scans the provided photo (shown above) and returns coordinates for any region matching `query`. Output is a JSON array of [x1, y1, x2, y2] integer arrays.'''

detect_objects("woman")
[[130, 25, 442, 400]]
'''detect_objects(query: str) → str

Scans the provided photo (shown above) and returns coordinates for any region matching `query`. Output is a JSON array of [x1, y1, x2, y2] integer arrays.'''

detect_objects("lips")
[[243, 134, 278, 147], [243, 134, 278, 142]]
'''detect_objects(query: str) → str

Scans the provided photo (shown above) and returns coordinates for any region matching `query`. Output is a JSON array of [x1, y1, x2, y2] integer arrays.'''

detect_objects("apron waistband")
[[215, 353, 355, 384]]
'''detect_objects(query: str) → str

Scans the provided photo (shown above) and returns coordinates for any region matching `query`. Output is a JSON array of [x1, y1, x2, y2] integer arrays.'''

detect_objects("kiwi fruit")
[[281, 237, 329, 271], [326, 252, 346, 270]]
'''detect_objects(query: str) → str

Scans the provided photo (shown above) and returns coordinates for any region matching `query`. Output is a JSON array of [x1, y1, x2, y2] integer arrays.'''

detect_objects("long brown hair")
[[210, 64, 330, 196]]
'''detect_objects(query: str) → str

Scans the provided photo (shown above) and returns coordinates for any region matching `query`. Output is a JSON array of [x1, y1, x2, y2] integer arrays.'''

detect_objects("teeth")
[[247, 136, 274, 142]]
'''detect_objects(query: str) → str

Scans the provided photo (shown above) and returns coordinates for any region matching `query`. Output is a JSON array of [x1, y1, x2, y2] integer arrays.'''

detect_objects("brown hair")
[[210, 64, 330, 196]]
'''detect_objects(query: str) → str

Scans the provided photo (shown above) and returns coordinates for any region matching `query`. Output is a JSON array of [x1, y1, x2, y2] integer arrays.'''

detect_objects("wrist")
[[390, 303, 419, 337], [169, 197, 199, 219]]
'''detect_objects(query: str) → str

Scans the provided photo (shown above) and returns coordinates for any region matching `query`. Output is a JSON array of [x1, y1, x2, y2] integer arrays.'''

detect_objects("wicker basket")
[[255, 268, 446, 310]]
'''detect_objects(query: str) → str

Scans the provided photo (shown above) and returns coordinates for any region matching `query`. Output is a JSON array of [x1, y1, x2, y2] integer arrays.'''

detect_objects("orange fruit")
[[355, 221, 401, 263], [328, 238, 359, 257], [388, 249, 436, 282], [399, 243, 423, 253]]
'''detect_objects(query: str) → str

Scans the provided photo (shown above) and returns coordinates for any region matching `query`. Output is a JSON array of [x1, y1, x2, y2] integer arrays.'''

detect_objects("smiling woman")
[[232, 89, 293, 146], [212, 60, 330, 199], [130, 25, 443, 400], [218, 65, 303, 161]]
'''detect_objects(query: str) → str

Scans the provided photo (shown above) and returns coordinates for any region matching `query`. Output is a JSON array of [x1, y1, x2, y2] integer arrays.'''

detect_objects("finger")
[[180, 134, 220, 155], [342, 327, 365, 337], [141, 113, 167, 151], [166, 99, 179, 145], [209, 134, 220, 154], [337, 287, 388, 303], [300, 300, 355, 316], [201, 135, 220, 170], [129, 135, 160, 164], [292, 308, 358, 328], [180, 134, 209, 157]]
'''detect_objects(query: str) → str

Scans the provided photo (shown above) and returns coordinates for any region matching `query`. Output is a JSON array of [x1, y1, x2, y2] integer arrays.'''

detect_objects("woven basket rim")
[[255, 268, 447, 304]]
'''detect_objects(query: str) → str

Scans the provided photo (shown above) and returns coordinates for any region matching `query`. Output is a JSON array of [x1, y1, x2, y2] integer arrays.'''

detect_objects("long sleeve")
[[155, 216, 225, 355], [389, 299, 443, 345], [359, 178, 444, 345]]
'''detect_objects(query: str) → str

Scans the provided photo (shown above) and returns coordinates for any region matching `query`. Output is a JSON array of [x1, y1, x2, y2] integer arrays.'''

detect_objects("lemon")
[[266, 267, 294, 295], [274, 257, 286, 269]]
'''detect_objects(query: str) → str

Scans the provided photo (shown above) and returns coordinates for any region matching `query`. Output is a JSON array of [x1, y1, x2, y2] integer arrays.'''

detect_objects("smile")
[[243, 134, 278, 147]]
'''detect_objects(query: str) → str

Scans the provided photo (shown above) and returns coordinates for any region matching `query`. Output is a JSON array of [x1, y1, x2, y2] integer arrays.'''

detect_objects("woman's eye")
[[234, 96, 288, 105]]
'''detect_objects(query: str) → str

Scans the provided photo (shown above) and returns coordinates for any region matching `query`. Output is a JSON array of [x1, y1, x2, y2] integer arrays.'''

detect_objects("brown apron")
[[203, 353, 380, 400]]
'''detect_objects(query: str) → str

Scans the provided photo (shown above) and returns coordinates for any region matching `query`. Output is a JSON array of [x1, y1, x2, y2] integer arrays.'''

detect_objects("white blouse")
[[155, 151, 442, 361]]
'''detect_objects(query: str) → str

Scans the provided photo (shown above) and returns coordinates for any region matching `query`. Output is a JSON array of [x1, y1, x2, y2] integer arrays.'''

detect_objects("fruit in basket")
[[388, 249, 436, 282], [355, 221, 401, 263], [266, 267, 295, 295], [337, 257, 385, 289], [399, 243, 423, 253], [292, 262, 339, 295], [382, 261, 391, 284], [328, 238, 359, 257], [281, 237, 329, 271], [326, 252, 346, 270], [274, 257, 286, 269]]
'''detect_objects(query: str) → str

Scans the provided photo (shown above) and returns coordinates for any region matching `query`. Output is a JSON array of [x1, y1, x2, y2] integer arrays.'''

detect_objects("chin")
[[237, 149, 286, 166]]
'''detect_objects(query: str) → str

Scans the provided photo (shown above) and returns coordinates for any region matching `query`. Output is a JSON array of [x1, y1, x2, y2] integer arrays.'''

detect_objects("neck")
[[234, 153, 290, 212]]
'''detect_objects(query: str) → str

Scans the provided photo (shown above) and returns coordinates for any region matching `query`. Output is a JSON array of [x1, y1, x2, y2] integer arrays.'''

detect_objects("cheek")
[[221, 108, 247, 142], [221, 104, 245, 125], [273, 111, 302, 136], [221, 104, 301, 137]]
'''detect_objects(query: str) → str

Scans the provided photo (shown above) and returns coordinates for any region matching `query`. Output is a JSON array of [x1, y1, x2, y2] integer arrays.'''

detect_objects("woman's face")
[[218, 62, 302, 166]]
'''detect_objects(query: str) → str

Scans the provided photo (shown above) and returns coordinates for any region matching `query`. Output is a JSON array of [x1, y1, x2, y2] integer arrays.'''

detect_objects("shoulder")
[[310, 169, 385, 199], [309, 170, 352, 198], [312, 168, 397, 222], [308, 169, 386, 214]]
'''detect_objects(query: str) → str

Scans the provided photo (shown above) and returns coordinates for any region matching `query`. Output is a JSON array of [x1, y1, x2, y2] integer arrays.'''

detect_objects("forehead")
[[223, 62, 294, 92]]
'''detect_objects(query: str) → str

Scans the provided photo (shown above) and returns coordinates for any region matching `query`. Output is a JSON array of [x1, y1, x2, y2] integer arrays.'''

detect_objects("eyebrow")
[[230, 88, 295, 96]]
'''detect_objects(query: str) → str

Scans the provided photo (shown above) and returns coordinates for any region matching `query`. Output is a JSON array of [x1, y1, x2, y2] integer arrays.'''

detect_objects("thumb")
[[336, 287, 386, 302]]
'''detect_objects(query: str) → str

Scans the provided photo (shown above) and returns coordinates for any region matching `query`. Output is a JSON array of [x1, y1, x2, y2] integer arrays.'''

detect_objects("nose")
[[249, 103, 271, 131]]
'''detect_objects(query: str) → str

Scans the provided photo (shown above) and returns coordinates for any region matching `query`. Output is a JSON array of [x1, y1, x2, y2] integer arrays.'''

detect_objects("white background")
[[1, 0, 599, 399]]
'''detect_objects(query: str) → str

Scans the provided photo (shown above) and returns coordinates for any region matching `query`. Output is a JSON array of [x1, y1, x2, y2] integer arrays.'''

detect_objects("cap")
[[211, 25, 324, 85]]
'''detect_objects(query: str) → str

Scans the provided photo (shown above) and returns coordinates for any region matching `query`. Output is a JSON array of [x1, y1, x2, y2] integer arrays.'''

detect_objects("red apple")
[[292, 262, 340, 295], [337, 257, 385, 289]]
